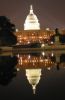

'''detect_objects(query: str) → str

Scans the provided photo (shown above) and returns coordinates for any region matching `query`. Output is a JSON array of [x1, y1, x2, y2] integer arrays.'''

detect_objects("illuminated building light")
[[19, 40, 22, 43], [41, 44, 45, 47], [51, 41, 54, 44], [42, 52, 45, 56], [47, 67, 51, 70], [28, 55, 31, 59], [27, 41, 30, 44], [40, 59, 43, 62], [45, 59, 48, 62], [51, 52, 54, 57], [16, 28, 19, 32], [46, 28, 50, 31], [17, 68, 20, 72], [17, 54, 20, 58]]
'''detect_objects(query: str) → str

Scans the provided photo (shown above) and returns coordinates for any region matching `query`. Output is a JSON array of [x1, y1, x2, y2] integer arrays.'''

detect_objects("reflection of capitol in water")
[[16, 53, 53, 94], [17, 53, 55, 94], [16, 52, 65, 94], [0, 51, 65, 94]]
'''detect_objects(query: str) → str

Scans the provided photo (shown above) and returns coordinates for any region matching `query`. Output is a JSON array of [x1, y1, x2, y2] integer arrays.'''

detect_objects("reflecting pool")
[[0, 50, 65, 99]]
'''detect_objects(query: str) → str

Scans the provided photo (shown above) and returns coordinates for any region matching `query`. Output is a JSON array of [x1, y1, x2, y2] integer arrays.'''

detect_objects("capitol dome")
[[24, 5, 40, 30]]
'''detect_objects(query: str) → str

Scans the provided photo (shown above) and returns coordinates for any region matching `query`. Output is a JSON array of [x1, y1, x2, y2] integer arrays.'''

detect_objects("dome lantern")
[[30, 5, 33, 14]]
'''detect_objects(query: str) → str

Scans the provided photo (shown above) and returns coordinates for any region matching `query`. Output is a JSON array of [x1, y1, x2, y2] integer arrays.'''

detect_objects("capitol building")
[[15, 5, 65, 45], [15, 5, 56, 45]]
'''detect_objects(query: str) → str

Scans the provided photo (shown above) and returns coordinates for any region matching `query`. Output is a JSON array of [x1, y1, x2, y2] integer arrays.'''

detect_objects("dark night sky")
[[0, 0, 65, 29]]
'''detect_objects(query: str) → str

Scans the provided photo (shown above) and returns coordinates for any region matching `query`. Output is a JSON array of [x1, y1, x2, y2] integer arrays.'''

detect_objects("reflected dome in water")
[[26, 68, 41, 94]]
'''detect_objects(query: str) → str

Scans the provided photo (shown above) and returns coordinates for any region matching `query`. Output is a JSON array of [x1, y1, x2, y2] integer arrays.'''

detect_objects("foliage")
[[0, 16, 17, 46]]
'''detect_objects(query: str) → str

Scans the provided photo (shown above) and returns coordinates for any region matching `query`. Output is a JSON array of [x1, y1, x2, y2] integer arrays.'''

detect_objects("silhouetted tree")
[[0, 56, 18, 85], [0, 16, 17, 46]]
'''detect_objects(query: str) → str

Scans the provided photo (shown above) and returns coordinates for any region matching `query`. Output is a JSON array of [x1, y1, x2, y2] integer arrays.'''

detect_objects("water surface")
[[0, 50, 65, 100]]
